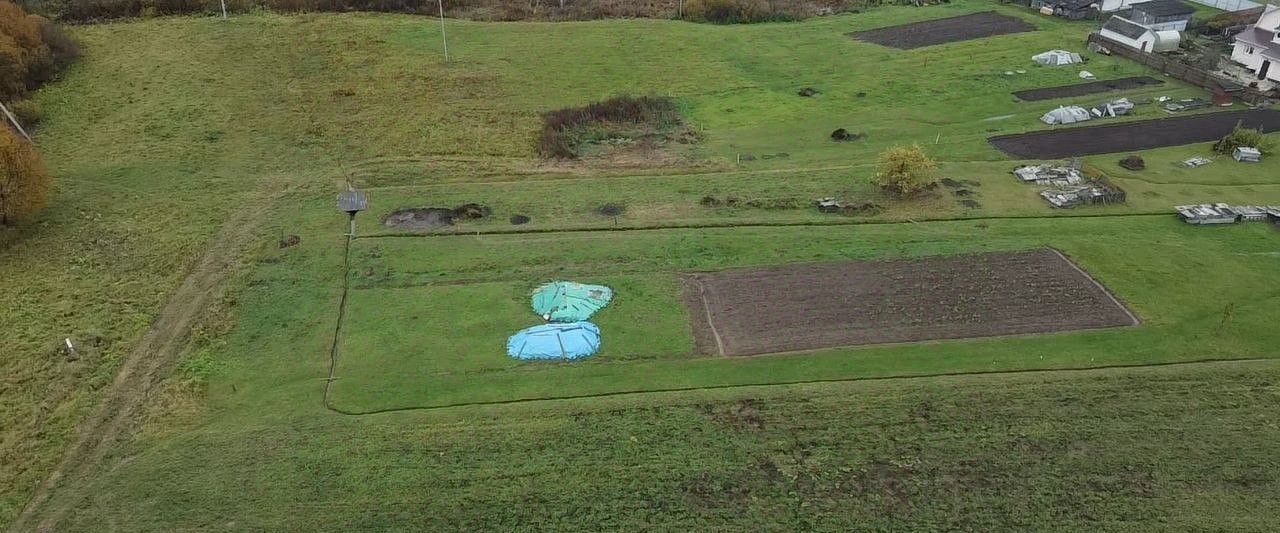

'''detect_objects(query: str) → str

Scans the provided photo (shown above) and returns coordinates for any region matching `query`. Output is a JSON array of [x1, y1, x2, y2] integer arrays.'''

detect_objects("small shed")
[[1100, 16, 1179, 53], [1233, 146, 1262, 162], [1176, 204, 1240, 224], [1129, 0, 1195, 32]]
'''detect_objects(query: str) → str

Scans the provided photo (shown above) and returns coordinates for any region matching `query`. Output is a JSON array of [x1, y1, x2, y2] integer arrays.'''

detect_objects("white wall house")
[[1098, 0, 1144, 12], [1128, 0, 1195, 31], [1230, 5, 1280, 82], [1101, 16, 1181, 52]]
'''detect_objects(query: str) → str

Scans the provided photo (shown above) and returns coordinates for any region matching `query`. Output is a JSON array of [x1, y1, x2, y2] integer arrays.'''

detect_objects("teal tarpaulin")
[[506, 322, 601, 360], [530, 281, 613, 322]]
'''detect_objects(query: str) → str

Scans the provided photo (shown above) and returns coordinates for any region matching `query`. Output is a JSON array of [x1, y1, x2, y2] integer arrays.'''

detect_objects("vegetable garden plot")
[[681, 249, 1137, 356]]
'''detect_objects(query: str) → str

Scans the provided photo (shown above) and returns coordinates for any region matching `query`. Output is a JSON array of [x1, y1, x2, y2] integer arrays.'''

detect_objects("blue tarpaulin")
[[530, 281, 613, 322], [506, 322, 601, 360]]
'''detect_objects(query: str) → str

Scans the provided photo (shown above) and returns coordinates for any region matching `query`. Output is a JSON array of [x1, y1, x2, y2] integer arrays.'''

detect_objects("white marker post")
[[0, 101, 31, 142], [438, 0, 449, 62]]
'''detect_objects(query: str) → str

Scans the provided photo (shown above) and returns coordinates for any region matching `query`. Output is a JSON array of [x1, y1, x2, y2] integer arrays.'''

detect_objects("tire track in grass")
[[325, 357, 1274, 416], [9, 186, 285, 533]]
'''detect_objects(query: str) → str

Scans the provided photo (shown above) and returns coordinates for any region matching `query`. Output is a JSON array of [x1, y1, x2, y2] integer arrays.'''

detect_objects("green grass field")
[[5, 1, 1280, 529]]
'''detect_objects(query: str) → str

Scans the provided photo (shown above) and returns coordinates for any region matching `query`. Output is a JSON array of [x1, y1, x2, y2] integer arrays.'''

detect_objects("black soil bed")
[[849, 11, 1036, 49], [1013, 76, 1164, 102], [989, 110, 1280, 159]]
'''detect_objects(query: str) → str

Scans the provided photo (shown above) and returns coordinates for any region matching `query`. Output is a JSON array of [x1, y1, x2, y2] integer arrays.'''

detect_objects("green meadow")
[[4, 1, 1280, 529]]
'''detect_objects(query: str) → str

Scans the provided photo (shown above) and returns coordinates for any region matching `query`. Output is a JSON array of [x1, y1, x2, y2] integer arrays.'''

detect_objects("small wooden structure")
[[1175, 204, 1280, 225], [336, 188, 368, 236], [1233, 146, 1262, 162]]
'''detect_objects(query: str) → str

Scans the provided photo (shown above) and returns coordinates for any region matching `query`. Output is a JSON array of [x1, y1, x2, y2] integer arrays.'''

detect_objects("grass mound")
[[537, 95, 682, 159]]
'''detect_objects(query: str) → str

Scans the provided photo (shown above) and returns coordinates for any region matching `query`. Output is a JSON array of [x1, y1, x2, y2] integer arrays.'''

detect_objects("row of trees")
[[0, 0, 70, 225]]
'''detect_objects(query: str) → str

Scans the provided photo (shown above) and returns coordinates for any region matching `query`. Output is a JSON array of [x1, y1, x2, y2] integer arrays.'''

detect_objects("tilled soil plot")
[[681, 249, 1137, 357], [1013, 76, 1164, 102], [850, 11, 1036, 49], [989, 110, 1280, 159]]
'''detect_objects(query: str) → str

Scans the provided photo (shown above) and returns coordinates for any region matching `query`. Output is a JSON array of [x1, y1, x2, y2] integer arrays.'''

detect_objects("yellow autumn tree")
[[0, 126, 50, 224], [873, 144, 937, 196]]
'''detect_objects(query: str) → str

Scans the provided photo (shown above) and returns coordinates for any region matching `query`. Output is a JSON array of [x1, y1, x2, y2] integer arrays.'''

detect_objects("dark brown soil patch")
[[1012, 76, 1163, 102], [278, 234, 300, 248], [383, 207, 455, 230], [850, 11, 1036, 49], [452, 203, 491, 220], [680, 249, 1136, 356], [989, 110, 1280, 159], [798, 87, 820, 97], [701, 399, 765, 431], [382, 203, 492, 230], [831, 128, 864, 142], [510, 214, 530, 225], [597, 203, 626, 216]]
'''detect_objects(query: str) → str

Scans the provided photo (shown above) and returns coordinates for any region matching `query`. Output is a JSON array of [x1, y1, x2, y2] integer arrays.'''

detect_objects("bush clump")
[[1213, 123, 1275, 155], [873, 144, 937, 196], [537, 95, 680, 159], [30, 0, 890, 23], [0, 126, 51, 224], [1118, 154, 1145, 171], [683, 0, 771, 24], [0, 2, 78, 101]]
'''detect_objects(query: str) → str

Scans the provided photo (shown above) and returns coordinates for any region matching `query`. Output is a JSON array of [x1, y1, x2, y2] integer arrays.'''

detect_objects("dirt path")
[[8, 187, 282, 533]]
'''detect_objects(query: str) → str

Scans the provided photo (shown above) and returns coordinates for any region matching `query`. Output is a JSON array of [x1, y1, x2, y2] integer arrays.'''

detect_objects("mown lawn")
[[326, 217, 1280, 412], [52, 359, 1280, 531], [5, 1, 1280, 528]]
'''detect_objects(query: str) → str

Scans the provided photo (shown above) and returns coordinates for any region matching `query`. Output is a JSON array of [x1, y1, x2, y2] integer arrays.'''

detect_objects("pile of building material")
[[1182, 156, 1213, 167], [1013, 164, 1084, 186], [1090, 98, 1135, 118], [1041, 183, 1127, 208], [1032, 49, 1083, 66], [1176, 204, 1280, 224], [1041, 105, 1093, 125], [1162, 98, 1210, 112], [815, 197, 842, 213]]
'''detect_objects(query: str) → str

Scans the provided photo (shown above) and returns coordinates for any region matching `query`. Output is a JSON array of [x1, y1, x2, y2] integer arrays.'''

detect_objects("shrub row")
[[21, 0, 885, 23], [1, 1, 77, 102], [537, 95, 678, 159]]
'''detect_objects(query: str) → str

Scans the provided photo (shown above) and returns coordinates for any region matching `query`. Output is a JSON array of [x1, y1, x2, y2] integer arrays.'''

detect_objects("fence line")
[[1087, 33, 1272, 104]]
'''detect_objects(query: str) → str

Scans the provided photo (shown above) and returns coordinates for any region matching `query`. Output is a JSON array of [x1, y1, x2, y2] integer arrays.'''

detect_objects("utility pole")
[[438, 0, 449, 62]]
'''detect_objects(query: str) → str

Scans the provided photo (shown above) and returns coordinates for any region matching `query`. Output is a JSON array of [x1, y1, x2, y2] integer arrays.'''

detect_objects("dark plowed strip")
[[849, 11, 1037, 49], [989, 110, 1280, 159], [1013, 76, 1165, 101], [680, 249, 1136, 357]]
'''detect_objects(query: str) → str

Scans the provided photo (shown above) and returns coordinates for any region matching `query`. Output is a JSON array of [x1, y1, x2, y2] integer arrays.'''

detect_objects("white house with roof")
[[1098, 0, 1145, 12], [1231, 5, 1280, 82], [1100, 15, 1182, 52]]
